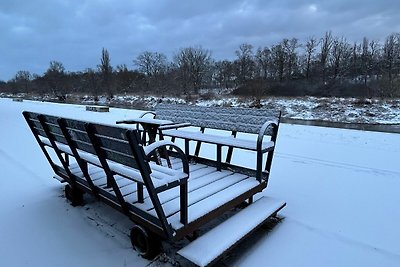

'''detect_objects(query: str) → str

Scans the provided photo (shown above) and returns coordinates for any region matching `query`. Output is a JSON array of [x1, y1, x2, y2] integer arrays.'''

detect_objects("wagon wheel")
[[64, 184, 84, 206], [130, 225, 161, 259]]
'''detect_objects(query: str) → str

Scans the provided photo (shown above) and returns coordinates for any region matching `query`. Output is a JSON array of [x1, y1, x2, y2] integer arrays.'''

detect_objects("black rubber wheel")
[[130, 225, 161, 259], [65, 184, 84, 206]]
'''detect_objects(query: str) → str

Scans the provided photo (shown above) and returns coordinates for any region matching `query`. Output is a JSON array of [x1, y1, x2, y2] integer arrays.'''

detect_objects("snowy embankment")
[[108, 95, 400, 124], [1, 98, 400, 267], [3, 93, 400, 124]]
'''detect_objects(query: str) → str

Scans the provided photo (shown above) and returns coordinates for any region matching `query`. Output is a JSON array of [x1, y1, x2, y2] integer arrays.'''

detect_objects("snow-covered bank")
[[3, 93, 399, 124], [80, 95, 400, 124], [1, 98, 400, 266]]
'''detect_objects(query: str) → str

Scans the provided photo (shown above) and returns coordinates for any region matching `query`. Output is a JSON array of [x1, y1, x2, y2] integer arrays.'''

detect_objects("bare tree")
[[234, 43, 255, 85], [282, 38, 299, 79], [255, 46, 271, 80], [14, 70, 32, 92], [98, 48, 113, 98], [270, 43, 286, 82], [368, 40, 380, 79], [320, 31, 333, 82], [330, 37, 348, 80], [135, 51, 167, 77], [383, 33, 400, 83], [382, 33, 400, 96], [360, 37, 370, 85], [304, 37, 318, 80], [214, 60, 234, 89], [82, 68, 99, 100], [134, 51, 168, 93], [44, 60, 66, 96], [173, 46, 212, 93]]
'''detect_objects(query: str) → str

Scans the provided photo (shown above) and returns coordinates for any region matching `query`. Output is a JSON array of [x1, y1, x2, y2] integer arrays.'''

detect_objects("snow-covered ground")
[[1, 98, 400, 266]]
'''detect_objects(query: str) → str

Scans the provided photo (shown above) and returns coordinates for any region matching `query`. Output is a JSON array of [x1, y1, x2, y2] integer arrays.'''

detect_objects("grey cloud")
[[1, 0, 399, 80]]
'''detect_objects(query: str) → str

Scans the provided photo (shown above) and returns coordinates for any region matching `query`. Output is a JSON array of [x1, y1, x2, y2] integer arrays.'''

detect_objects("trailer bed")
[[24, 109, 284, 263], [62, 159, 265, 233]]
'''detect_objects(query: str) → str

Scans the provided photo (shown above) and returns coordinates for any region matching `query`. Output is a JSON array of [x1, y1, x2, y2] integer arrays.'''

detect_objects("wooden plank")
[[169, 178, 260, 230], [105, 177, 136, 195], [149, 173, 249, 217], [126, 164, 228, 208], [69, 163, 103, 178], [141, 168, 232, 210], [177, 197, 286, 267], [171, 161, 207, 172], [124, 163, 215, 206], [97, 175, 125, 188], [108, 162, 233, 210], [163, 129, 274, 151]]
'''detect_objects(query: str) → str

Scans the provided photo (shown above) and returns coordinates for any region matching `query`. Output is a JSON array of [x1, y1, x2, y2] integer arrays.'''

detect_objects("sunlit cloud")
[[308, 4, 318, 13]]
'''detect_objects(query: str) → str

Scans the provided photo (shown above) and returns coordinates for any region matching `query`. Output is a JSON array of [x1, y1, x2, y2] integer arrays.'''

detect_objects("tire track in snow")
[[275, 152, 400, 177]]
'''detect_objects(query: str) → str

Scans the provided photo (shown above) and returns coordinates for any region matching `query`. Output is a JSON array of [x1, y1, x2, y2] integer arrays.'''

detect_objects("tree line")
[[1, 31, 400, 99]]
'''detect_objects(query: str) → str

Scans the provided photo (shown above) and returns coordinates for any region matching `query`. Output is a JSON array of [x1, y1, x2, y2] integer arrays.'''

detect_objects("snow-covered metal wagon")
[[23, 104, 285, 266]]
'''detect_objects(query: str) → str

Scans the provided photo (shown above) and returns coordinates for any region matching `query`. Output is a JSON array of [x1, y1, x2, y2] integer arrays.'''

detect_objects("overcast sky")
[[1, 0, 399, 81]]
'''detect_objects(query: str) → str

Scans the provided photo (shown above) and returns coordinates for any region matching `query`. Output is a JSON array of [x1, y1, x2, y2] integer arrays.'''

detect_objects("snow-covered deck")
[[64, 158, 264, 232]]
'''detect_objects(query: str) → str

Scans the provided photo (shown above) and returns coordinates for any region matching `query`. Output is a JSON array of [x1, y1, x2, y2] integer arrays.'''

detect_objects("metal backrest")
[[58, 118, 97, 154], [23, 111, 68, 145], [23, 111, 149, 172], [86, 123, 147, 171], [59, 118, 147, 171], [155, 103, 280, 134]]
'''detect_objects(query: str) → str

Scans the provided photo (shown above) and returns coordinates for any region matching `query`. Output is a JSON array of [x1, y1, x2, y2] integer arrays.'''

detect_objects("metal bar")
[[158, 129, 172, 168], [161, 148, 172, 168], [256, 150, 263, 182], [64, 153, 69, 165], [169, 136, 176, 151], [137, 183, 144, 203], [194, 127, 205, 157], [264, 112, 281, 186], [158, 129, 164, 140], [180, 181, 188, 225], [225, 130, 237, 163], [216, 144, 222, 171], [185, 139, 190, 157], [141, 129, 147, 144], [22, 112, 62, 180], [58, 118, 99, 196], [248, 196, 253, 204], [126, 130, 174, 239], [256, 117, 280, 182], [37, 115, 76, 184], [265, 123, 279, 173], [85, 123, 130, 214]]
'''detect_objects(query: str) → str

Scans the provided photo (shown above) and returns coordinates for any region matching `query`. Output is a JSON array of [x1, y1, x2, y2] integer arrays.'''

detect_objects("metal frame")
[[23, 111, 189, 240], [23, 107, 281, 250]]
